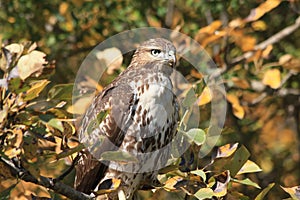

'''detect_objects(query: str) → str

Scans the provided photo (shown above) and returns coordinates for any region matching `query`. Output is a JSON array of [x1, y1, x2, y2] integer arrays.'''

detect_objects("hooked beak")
[[166, 50, 176, 67]]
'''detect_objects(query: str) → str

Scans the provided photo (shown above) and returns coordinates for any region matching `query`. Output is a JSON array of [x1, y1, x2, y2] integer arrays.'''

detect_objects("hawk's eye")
[[151, 49, 161, 56]]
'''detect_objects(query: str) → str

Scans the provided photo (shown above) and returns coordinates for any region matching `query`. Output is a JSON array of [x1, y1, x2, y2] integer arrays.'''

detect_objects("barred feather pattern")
[[75, 38, 179, 199]]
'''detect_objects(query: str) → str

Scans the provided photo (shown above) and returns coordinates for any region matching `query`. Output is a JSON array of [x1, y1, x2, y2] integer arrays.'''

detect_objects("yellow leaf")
[[4, 147, 21, 158], [112, 178, 121, 189], [17, 50, 48, 80], [164, 176, 183, 191], [232, 77, 250, 89], [281, 185, 300, 200], [279, 54, 293, 65], [229, 18, 245, 28], [24, 80, 50, 101], [201, 32, 226, 48], [198, 20, 222, 34], [0, 104, 9, 123], [262, 45, 273, 58], [11, 181, 50, 198], [13, 128, 23, 148], [198, 87, 212, 106], [64, 20, 74, 32], [195, 21, 224, 45], [240, 36, 256, 51], [227, 94, 245, 119], [216, 143, 239, 158], [251, 20, 267, 31], [262, 68, 281, 89], [146, 16, 162, 27], [244, 0, 282, 22], [59, 2, 69, 15], [279, 54, 300, 72], [8, 17, 16, 23]]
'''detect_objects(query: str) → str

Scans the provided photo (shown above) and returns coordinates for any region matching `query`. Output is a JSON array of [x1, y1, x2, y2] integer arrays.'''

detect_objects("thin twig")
[[245, 71, 296, 105], [230, 16, 300, 66], [0, 157, 92, 200]]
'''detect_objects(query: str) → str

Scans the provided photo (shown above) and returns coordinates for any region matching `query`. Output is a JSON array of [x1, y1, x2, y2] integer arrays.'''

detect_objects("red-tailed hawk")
[[75, 38, 179, 199]]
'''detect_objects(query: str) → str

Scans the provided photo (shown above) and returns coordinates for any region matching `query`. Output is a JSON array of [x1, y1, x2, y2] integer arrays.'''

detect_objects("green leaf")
[[15, 111, 34, 125], [182, 87, 197, 108], [237, 160, 262, 175], [26, 100, 58, 112], [191, 169, 207, 181], [194, 80, 206, 95], [48, 83, 73, 100], [224, 145, 250, 176], [232, 178, 261, 189], [100, 150, 138, 163], [39, 113, 55, 122], [254, 183, 275, 200], [194, 188, 214, 200], [24, 80, 50, 101], [8, 78, 29, 94], [48, 118, 64, 132], [184, 128, 206, 146]]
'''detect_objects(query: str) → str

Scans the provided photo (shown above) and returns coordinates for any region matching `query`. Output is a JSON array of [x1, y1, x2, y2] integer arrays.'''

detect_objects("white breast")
[[138, 82, 173, 131], [120, 73, 176, 147]]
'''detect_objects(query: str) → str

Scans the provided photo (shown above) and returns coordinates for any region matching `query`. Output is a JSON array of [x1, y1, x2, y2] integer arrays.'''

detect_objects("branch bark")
[[230, 16, 300, 65], [0, 157, 92, 200]]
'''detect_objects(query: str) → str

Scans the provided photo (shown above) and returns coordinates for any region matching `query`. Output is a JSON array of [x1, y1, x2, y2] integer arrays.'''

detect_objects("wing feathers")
[[75, 83, 136, 193]]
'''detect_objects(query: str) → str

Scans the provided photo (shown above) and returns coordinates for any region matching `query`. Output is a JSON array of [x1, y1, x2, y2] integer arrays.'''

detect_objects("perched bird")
[[75, 38, 179, 199]]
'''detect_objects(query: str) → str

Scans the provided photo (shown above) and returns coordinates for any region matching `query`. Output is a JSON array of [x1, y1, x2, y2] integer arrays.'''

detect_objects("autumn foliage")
[[0, 0, 299, 199]]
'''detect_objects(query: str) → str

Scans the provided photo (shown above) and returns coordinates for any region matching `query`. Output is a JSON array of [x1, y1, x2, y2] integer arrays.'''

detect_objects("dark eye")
[[151, 49, 161, 56]]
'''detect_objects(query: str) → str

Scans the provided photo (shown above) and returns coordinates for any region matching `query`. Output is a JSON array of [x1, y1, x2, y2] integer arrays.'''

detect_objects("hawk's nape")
[[75, 38, 179, 199]]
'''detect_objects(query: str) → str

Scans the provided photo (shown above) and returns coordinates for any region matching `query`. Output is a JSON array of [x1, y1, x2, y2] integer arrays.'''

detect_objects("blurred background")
[[0, 0, 299, 199]]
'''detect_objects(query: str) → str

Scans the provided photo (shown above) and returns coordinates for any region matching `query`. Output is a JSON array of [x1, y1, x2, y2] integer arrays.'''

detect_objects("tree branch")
[[230, 16, 300, 65], [0, 157, 92, 200], [242, 70, 297, 106]]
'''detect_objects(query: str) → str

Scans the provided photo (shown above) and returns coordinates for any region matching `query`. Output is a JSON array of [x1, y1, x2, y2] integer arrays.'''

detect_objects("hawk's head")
[[131, 38, 176, 68]]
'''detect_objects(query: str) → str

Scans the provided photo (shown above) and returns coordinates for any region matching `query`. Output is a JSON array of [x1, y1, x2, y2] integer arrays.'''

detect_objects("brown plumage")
[[75, 38, 179, 199]]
